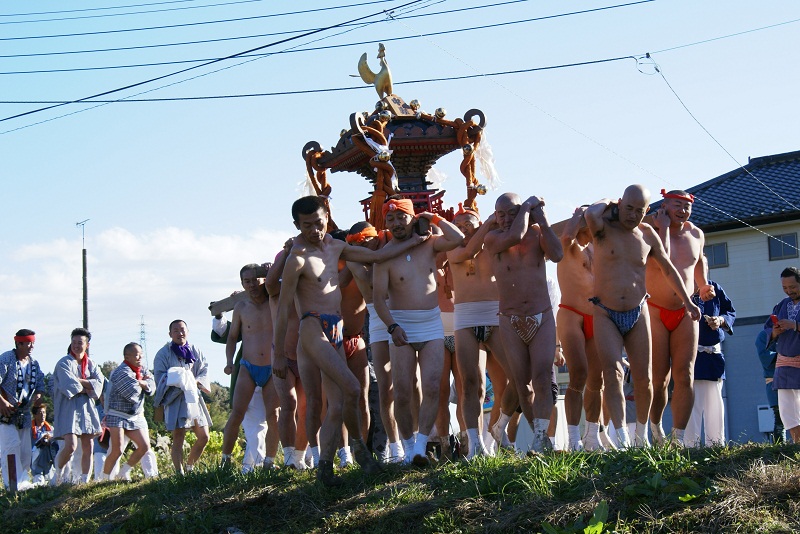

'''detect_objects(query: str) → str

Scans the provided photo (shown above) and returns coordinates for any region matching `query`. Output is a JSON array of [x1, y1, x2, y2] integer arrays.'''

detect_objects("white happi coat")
[[153, 343, 211, 431], [52, 354, 104, 438]]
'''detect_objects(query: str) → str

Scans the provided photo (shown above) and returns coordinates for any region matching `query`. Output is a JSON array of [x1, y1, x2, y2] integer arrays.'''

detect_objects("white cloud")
[[1, 225, 293, 385]]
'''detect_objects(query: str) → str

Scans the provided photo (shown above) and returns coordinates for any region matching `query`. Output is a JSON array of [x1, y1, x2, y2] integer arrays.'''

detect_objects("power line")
[[0, 0, 426, 124], [0, 0, 530, 57], [0, 0, 651, 71], [0, 0, 201, 17], [0, 0, 398, 40], [386, 5, 800, 248], [652, 56, 800, 212], [0, 56, 634, 104], [0, 0, 268, 24]]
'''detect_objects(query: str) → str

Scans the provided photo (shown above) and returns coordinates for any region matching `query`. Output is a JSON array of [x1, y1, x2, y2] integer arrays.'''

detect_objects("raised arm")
[[272, 253, 303, 379], [485, 197, 537, 254], [561, 207, 586, 249], [584, 198, 613, 237], [266, 239, 293, 298], [342, 233, 426, 264], [644, 225, 701, 320], [532, 201, 563, 263], [415, 212, 465, 253], [447, 214, 495, 264], [224, 305, 242, 376]]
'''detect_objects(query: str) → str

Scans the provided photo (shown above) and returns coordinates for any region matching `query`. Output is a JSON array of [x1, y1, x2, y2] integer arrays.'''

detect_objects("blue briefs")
[[241, 359, 272, 387], [589, 295, 649, 337]]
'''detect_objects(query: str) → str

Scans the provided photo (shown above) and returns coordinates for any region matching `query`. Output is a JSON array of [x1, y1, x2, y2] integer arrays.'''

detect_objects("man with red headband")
[[52, 327, 105, 485], [484, 193, 564, 453], [645, 189, 709, 445], [447, 205, 516, 458], [0, 329, 45, 490], [372, 197, 465, 466], [273, 195, 425, 486]]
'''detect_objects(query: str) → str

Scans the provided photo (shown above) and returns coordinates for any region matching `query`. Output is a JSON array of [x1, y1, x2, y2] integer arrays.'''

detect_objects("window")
[[769, 233, 799, 261], [704, 242, 728, 268]]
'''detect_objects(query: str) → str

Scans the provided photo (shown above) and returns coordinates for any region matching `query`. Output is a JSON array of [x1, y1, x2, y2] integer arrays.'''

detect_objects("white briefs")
[[390, 307, 444, 344], [366, 302, 391, 344], [454, 301, 500, 330], [441, 311, 455, 337]]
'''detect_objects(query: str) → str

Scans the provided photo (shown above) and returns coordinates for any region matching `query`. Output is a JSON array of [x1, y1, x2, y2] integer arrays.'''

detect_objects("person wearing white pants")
[[686, 379, 725, 446], [685, 278, 735, 447]]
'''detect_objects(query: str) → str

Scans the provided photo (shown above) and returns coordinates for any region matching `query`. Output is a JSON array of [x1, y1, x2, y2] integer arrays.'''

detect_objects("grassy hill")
[[2, 442, 798, 533]]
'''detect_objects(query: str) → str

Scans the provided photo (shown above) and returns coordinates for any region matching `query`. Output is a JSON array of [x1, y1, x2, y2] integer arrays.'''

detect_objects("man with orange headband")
[[586, 186, 701, 447], [346, 221, 406, 463], [52, 327, 105, 485], [447, 205, 516, 458], [645, 189, 709, 445], [273, 196, 425, 486], [372, 197, 465, 466], [0, 329, 45, 490], [484, 193, 564, 453]]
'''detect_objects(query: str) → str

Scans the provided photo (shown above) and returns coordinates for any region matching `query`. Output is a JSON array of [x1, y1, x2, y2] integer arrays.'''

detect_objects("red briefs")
[[648, 301, 686, 332], [558, 304, 594, 341], [344, 334, 363, 360]]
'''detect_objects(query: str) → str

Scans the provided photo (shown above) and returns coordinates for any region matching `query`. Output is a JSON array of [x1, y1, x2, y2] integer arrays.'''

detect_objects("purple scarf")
[[170, 342, 196, 365]]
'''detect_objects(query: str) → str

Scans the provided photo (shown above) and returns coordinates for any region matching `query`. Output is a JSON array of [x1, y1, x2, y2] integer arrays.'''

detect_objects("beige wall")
[[704, 221, 800, 318]]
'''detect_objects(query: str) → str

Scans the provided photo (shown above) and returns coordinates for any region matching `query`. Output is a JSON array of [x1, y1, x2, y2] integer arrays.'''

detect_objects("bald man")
[[484, 193, 563, 453], [585, 185, 700, 447]]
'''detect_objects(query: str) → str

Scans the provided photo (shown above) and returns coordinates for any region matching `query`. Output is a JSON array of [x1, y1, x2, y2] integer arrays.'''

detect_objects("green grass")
[[2, 442, 799, 533]]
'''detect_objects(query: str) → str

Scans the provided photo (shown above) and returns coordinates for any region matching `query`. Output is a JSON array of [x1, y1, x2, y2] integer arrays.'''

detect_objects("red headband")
[[346, 226, 379, 244], [661, 189, 694, 203], [382, 198, 415, 219], [14, 335, 35, 343]]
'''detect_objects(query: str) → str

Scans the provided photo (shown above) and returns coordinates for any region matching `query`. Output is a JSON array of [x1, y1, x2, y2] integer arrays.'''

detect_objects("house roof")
[[650, 149, 800, 232]]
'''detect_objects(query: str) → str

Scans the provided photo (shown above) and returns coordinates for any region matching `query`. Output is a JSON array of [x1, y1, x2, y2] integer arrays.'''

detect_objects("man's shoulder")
[[154, 343, 172, 359], [0, 350, 14, 363]]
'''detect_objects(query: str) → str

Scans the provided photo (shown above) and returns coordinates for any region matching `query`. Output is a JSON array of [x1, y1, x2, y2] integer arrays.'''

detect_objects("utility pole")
[[139, 315, 149, 369], [76, 219, 89, 329]]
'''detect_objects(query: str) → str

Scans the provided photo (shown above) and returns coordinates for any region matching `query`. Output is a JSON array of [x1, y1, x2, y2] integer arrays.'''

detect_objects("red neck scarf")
[[71, 349, 89, 379], [124, 360, 143, 380]]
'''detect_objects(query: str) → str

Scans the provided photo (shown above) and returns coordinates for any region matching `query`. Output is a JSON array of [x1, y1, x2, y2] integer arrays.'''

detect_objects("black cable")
[[0, 0, 426, 123], [0, 56, 635, 103], [0, 0, 526, 58], [0, 0, 266, 24], [0, 0, 652, 69], [0, 0, 400, 40], [0, 0, 201, 17]]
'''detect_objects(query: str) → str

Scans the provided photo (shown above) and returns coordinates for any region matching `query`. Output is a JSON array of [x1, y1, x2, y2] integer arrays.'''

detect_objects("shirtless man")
[[273, 195, 423, 486], [585, 185, 701, 447], [484, 193, 563, 453], [557, 206, 604, 451], [220, 264, 281, 468], [373, 198, 464, 466], [446, 205, 516, 458], [267, 242, 312, 468], [346, 221, 404, 462], [645, 190, 710, 445], [332, 229, 370, 466]]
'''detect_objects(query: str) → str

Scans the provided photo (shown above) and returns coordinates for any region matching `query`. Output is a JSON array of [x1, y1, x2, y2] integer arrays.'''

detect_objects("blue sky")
[[2, 0, 798, 383]]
